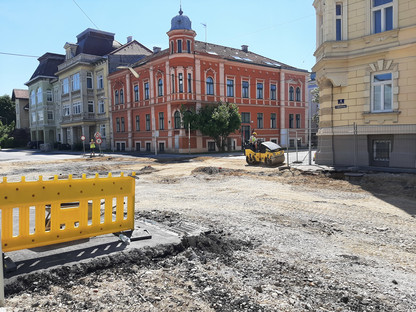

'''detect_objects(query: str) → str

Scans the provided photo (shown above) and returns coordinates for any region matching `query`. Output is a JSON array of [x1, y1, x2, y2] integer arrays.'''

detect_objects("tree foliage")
[[0, 95, 16, 125], [184, 102, 241, 152], [0, 95, 17, 148], [311, 87, 320, 126]]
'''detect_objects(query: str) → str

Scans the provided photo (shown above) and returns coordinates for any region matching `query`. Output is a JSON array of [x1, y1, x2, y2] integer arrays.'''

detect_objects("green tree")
[[0, 120, 15, 148], [0, 95, 16, 125], [194, 102, 241, 152], [311, 87, 320, 126]]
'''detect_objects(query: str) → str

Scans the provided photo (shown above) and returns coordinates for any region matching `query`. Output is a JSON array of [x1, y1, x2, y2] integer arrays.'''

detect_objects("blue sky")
[[0, 0, 316, 97]]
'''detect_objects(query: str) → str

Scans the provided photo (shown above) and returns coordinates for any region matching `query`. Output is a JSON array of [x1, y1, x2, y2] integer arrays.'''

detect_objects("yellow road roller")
[[244, 140, 285, 166]]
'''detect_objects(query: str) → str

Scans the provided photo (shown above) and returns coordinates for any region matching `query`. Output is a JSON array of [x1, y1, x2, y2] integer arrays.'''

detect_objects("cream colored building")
[[312, 0, 416, 168], [55, 29, 151, 150]]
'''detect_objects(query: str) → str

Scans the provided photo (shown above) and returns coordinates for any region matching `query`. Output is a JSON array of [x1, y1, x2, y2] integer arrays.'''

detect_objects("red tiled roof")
[[12, 89, 29, 100]]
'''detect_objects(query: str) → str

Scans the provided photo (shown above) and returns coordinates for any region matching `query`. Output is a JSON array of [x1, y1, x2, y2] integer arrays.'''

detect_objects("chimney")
[[153, 46, 161, 54], [241, 45, 248, 52], [127, 36, 133, 43]]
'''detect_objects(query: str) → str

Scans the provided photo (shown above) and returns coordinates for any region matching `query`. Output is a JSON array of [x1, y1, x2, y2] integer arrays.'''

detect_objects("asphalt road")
[[0, 148, 317, 166]]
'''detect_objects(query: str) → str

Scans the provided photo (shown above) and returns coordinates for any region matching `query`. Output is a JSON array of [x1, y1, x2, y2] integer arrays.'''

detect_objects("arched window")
[[115, 90, 119, 105], [37, 87, 43, 103], [206, 77, 214, 95], [174, 111, 181, 129], [120, 89, 124, 104], [296, 87, 301, 102], [289, 86, 294, 101], [158, 79, 163, 96]]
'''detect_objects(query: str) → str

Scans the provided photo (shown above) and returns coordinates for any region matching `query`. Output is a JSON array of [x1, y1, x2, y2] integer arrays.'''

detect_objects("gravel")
[[1, 156, 416, 311]]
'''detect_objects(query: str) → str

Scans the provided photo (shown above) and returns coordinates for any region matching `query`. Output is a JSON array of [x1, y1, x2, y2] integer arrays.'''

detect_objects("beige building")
[[12, 89, 29, 129], [312, 0, 416, 168]]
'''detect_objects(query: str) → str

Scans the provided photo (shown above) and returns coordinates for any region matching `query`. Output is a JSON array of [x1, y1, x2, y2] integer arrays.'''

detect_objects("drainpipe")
[[331, 84, 335, 166]]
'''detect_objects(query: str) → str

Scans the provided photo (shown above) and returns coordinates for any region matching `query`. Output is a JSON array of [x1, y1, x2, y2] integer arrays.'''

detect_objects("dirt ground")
[[1, 155, 416, 311]]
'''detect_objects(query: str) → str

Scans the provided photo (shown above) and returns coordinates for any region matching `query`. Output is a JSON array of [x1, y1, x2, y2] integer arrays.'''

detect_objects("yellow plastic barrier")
[[0, 172, 136, 252]]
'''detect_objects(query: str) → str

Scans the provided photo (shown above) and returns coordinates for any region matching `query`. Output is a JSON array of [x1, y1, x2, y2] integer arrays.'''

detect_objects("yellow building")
[[312, 0, 416, 168]]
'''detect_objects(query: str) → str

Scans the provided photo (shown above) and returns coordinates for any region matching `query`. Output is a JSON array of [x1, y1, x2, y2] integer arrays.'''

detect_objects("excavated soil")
[[1, 155, 416, 311]]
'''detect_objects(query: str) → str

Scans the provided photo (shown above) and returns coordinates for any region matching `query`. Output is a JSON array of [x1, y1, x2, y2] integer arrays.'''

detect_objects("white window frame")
[[88, 100, 94, 113], [98, 100, 105, 113], [73, 101, 81, 115], [30, 90, 36, 105], [37, 111, 44, 122], [371, 72, 393, 112], [100, 124, 106, 138], [63, 104, 70, 116], [72, 73, 80, 91], [47, 89, 53, 102], [62, 78, 69, 94], [371, 0, 394, 34], [37, 87, 43, 104], [335, 3, 343, 41], [97, 74, 104, 89], [87, 72, 93, 89]]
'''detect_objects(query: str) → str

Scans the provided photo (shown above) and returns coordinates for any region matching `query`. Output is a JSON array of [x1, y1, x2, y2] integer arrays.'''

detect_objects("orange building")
[[108, 9, 309, 153]]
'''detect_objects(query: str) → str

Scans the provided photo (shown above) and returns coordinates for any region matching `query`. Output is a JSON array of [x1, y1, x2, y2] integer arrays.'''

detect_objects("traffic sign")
[[94, 132, 101, 139], [96, 138, 102, 144], [81, 135, 86, 141]]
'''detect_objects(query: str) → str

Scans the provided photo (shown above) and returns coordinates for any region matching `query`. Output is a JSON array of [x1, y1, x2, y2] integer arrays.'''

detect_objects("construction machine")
[[244, 140, 285, 166]]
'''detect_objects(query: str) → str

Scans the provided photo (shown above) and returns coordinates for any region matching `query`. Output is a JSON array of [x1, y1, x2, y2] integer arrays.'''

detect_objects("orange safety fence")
[[0, 172, 136, 252]]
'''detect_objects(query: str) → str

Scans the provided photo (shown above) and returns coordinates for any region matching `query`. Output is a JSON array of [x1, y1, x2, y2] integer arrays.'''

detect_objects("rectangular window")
[[257, 83, 263, 99], [47, 90, 53, 102], [31, 112, 36, 122], [158, 79, 163, 96], [144, 82, 149, 99], [241, 112, 250, 123], [188, 73, 192, 93], [121, 117, 125, 132], [257, 113, 263, 129], [171, 74, 175, 93], [100, 124, 106, 137], [72, 73, 80, 91], [136, 115, 140, 131], [97, 74, 104, 89], [88, 100, 94, 113], [271, 113, 276, 129], [120, 89, 124, 104], [63, 104, 70, 116], [177, 39, 182, 53], [372, 0, 393, 34], [179, 73, 183, 93], [289, 114, 294, 128], [242, 81, 249, 98], [62, 78, 69, 94], [37, 88, 43, 103], [159, 112, 164, 130], [372, 73, 392, 112], [336, 4, 342, 41], [134, 85, 139, 101], [87, 72, 93, 89], [227, 79, 234, 97], [73, 101, 81, 115], [37, 111, 44, 122], [187, 40, 191, 53], [47, 111, 53, 120], [146, 142, 151, 152], [270, 84, 276, 100], [146, 114, 150, 131], [296, 114, 301, 128], [98, 100, 105, 113], [116, 118, 120, 132]]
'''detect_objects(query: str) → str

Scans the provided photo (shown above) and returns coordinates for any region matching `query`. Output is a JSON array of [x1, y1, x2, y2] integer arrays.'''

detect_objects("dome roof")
[[170, 7, 192, 31]]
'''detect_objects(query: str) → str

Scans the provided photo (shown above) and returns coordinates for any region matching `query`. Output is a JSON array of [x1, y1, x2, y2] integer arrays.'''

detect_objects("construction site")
[[0, 154, 416, 311]]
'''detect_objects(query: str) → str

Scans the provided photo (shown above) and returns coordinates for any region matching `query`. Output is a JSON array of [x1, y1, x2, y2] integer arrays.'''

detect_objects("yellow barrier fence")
[[0, 172, 136, 253]]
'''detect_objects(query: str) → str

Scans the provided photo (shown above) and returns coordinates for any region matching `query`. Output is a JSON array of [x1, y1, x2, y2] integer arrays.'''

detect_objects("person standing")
[[89, 139, 96, 157]]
